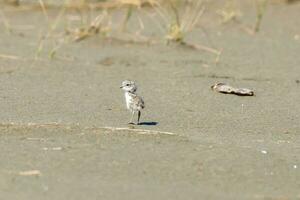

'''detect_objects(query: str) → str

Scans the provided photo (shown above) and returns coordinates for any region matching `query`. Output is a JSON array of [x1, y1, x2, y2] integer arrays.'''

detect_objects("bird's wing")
[[134, 95, 145, 109], [140, 97, 145, 109]]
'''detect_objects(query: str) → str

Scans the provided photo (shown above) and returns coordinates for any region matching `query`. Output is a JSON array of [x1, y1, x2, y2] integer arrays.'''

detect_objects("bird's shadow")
[[138, 122, 158, 126]]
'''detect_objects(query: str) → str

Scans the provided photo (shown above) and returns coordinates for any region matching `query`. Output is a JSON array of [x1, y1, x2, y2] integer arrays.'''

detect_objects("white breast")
[[125, 92, 133, 109]]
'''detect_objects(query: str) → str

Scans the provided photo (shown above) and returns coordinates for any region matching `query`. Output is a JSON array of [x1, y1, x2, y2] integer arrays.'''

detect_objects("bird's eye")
[[126, 84, 130, 86]]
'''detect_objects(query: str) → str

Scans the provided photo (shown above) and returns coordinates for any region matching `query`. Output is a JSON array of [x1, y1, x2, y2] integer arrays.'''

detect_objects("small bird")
[[120, 80, 145, 125]]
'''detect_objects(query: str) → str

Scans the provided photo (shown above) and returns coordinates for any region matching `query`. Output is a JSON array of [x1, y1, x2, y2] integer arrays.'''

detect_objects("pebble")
[[261, 150, 268, 154], [293, 165, 297, 169]]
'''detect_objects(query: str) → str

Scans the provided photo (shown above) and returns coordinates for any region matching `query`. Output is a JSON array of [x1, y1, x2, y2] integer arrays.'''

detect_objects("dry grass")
[[0, 8, 12, 34], [253, 0, 268, 33], [216, 0, 269, 35], [144, 0, 222, 62], [216, 0, 242, 24], [0, 0, 274, 62], [148, 0, 204, 43], [27, 0, 222, 61], [65, 10, 111, 42]]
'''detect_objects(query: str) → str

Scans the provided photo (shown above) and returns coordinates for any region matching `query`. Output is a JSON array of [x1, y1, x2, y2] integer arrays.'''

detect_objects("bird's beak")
[[120, 86, 123, 89]]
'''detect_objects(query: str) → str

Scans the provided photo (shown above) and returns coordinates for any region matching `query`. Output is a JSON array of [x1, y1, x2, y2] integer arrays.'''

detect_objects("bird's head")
[[120, 80, 137, 93]]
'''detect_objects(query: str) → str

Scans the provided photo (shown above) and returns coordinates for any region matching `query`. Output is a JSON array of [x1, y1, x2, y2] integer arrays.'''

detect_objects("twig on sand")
[[253, 0, 268, 33], [0, 9, 12, 34], [38, 0, 49, 22], [0, 53, 20, 60], [180, 41, 223, 64], [102, 126, 179, 136], [18, 170, 41, 176]]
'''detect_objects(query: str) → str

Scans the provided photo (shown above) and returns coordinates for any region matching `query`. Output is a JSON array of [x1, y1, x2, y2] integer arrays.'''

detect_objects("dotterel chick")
[[120, 80, 145, 125]]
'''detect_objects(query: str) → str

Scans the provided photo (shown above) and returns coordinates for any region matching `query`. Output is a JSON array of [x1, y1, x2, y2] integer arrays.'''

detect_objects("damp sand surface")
[[0, 1, 300, 199]]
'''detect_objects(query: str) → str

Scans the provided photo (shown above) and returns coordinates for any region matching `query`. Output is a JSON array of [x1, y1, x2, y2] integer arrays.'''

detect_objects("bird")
[[120, 80, 145, 125]]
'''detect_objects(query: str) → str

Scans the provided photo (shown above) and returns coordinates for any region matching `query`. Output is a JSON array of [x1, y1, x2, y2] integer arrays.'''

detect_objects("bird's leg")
[[129, 111, 135, 124], [137, 110, 141, 125]]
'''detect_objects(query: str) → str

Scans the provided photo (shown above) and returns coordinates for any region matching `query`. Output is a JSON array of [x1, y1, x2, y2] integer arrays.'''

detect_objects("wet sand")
[[0, 1, 299, 199]]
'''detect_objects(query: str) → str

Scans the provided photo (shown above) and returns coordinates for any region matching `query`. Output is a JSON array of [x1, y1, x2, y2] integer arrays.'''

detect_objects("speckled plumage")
[[120, 80, 145, 125]]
